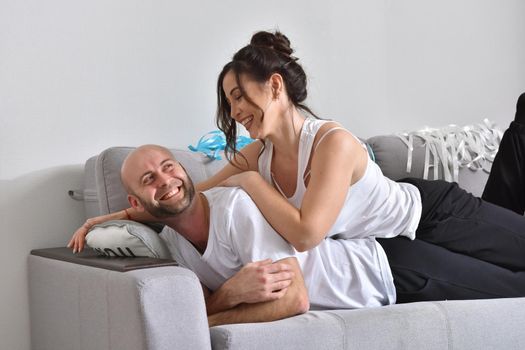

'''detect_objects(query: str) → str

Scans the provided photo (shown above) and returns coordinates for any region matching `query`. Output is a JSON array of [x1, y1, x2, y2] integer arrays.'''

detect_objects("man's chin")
[[139, 181, 195, 219], [149, 206, 185, 219], [147, 197, 192, 219]]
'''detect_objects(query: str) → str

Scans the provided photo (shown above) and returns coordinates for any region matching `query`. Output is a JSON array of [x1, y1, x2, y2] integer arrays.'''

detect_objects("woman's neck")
[[267, 107, 306, 159]]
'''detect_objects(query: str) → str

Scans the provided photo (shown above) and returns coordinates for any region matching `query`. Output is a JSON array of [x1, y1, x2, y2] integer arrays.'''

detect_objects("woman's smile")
[[240, 115, 254, 130]]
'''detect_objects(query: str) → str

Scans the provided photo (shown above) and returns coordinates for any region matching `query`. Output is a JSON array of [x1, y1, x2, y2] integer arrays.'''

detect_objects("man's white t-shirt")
[[160, 187, 396, 309]]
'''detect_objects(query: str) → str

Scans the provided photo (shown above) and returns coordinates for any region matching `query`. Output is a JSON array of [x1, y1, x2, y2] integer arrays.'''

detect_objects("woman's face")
[[222, 70, 277, 140]]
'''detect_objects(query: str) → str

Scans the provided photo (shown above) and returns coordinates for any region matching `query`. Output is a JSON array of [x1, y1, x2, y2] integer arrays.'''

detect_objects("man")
[[118, 144, 396, 326]]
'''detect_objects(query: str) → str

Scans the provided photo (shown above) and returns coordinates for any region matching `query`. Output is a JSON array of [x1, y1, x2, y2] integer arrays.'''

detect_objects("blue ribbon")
[[188, 130, 254, 160]]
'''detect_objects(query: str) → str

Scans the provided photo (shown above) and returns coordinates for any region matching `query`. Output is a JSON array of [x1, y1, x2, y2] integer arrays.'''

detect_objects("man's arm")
[[207, 257, 309, 327], [203, 258, 295, 316]]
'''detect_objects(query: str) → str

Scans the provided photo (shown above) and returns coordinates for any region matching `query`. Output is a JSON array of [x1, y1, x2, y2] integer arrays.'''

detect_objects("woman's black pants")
[[378, 122, 525, 303]]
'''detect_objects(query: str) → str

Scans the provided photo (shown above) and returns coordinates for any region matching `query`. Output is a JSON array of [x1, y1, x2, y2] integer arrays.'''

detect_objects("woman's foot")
[[514, 93, 525, 125]]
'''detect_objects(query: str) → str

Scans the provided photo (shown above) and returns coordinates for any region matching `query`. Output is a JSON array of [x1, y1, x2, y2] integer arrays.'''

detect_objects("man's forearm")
[[204, 283, 238, 315], [208, 286, 308, 326]]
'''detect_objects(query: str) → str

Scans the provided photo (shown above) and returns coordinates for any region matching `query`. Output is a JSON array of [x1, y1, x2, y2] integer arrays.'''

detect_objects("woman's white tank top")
[[258, 118, 422, 240]]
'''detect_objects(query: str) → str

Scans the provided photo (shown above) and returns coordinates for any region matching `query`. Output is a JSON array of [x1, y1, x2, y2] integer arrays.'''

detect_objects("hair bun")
[[250, 31, 294, 58]]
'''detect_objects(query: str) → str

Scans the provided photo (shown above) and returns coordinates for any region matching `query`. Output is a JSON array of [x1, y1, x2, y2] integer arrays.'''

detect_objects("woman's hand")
[[67, 210, 127, 253], [218, 171, 259, 189]]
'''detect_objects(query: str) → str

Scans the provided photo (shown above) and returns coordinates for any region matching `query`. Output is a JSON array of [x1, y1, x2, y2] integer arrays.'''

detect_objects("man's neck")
[[162, 192, 210, 253]]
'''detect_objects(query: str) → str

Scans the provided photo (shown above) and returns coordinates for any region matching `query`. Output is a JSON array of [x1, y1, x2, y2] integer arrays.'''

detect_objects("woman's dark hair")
[[216, 30, 318, 165]]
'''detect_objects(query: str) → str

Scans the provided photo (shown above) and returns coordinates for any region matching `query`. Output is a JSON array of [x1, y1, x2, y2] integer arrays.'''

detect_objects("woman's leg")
[[482, 122, 525, 214], [401, 177, 525, 271], [377, 237, 525, 302], [482, 92, 525, 214]]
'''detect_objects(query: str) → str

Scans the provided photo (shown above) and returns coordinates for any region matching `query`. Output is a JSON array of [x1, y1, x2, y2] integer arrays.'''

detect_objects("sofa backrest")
[[81, 135, 491, 218], [367, 135, 490, 198]]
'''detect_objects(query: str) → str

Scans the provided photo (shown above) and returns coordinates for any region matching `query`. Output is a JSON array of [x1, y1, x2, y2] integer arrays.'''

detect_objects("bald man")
[[121, 145, 310, 326]]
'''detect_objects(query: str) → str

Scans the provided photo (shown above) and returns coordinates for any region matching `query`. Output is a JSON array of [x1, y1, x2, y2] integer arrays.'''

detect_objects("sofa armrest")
[[28, 249, 211, 350], [30, 247, 178, 272]]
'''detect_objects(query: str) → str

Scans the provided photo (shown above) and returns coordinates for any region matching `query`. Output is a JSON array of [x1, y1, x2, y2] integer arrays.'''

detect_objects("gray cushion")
[[210, 303, 449, 350], [367, 135, 490, 196], [86, 220, 171, 259], [367, 134, 461, 181], [210, 298, 525, 350]]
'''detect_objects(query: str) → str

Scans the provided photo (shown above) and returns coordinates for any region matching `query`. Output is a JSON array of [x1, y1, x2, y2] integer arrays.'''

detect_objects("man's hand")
[[67, 220, 93, 253], [204, 258, 295, 315], [207, 257, 309, 326], [67, 210, 127, 253], [225, 258, 295, 304]]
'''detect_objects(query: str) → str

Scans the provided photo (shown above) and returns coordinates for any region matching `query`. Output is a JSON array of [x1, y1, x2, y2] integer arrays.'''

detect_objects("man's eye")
[[143, 176, 153, 185], [164, 163, 174, 171]]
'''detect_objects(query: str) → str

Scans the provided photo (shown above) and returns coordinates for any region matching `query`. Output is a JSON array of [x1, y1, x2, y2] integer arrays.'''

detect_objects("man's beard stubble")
[[140, 176, 196, 219]]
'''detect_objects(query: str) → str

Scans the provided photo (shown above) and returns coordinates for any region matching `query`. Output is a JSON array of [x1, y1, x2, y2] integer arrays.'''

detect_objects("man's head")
[[121, 145, 196, 218]]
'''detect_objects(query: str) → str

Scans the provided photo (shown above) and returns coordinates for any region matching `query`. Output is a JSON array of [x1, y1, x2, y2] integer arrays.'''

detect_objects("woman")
[[208, 31, 525, 302], [209, 31, 420, 251], [69, 30, 525, 302]]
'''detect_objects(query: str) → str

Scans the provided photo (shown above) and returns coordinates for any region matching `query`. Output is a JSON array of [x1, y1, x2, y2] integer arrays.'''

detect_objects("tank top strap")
[[258, 139, 273, 185], [313, 127, 349, 152], [296, 118, 331, 186], [303, 121, 368, 181]]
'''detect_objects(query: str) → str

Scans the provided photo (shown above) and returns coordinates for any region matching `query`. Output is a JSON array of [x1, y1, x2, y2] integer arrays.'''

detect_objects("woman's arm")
[[195, 140, 264, 192], [225, 131, 366, 252]]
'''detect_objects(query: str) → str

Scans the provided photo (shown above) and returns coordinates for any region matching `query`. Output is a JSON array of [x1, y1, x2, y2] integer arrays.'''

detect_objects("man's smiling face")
[[121, 145, 195, 218]]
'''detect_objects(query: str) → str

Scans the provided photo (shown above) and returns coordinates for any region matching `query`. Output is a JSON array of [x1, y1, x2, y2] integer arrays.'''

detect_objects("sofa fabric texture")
[[211, 299, 525, 350], [29, 255, 211, 350]]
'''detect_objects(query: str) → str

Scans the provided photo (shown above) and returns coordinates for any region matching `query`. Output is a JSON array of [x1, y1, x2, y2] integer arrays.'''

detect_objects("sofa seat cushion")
[[210, 303, 450, 350], [210, 297, 525, 350]]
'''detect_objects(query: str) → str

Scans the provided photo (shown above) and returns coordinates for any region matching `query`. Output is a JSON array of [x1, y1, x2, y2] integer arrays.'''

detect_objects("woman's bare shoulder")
[[312, 121, 357, 150]]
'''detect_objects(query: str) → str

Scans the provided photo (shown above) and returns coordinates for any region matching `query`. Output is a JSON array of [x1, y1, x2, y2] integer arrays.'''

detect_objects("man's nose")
[[158, 172, 171, 187]]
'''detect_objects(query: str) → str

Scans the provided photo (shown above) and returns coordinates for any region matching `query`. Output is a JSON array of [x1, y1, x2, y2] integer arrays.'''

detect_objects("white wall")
[[1, 0, 524, 348]]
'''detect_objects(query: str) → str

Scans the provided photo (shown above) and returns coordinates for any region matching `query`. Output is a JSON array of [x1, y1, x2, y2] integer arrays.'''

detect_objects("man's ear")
[[128, 194, 145, 212]]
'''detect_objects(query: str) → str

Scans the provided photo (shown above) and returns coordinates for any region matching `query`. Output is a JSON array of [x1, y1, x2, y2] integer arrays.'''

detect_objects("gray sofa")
[[28, 131, 525, 350]]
